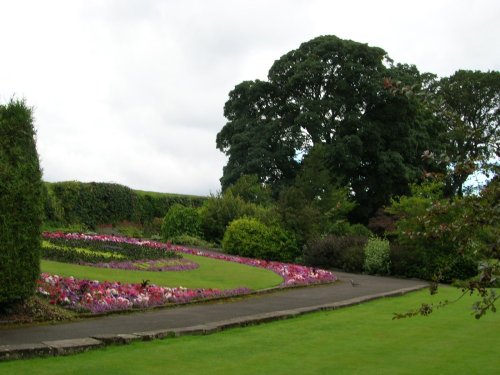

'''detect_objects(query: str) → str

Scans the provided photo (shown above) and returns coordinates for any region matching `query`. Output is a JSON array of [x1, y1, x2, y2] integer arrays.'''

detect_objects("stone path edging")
[[0, 284, 426, 362]]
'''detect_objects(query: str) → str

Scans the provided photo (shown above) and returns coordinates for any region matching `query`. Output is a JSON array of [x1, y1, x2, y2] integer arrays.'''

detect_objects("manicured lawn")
[[2, 287, 498, 374], [40, 253, 283, 290]]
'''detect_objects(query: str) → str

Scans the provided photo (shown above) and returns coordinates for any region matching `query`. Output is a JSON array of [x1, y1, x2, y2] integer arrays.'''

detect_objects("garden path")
[[0, 272, 427, 346]]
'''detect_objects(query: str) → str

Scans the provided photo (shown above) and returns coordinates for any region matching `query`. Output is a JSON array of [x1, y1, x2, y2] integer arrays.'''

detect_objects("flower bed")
[[43, 232, 337, 286], [38, 273, 250, 313], [79, 257, 199, 272], [40, 232, 337, 313]]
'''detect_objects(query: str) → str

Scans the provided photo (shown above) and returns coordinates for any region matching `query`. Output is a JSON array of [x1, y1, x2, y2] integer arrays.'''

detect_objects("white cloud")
[[1, 0, 499, 195]]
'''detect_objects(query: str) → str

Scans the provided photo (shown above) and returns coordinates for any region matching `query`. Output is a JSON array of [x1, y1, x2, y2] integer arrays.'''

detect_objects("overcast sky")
[[1, 0, 499, 196]]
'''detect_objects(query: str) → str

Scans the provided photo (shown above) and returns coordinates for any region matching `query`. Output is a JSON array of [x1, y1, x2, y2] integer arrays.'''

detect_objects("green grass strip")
[[40, 253, 283, 290], [2, 287, 498, 374]]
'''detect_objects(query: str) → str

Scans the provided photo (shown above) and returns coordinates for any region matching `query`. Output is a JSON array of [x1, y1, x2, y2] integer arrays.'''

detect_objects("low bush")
[[161, 204, 201, 240], [340, 244, 366, 272], [303, 235, 368, 272], [222, 218, 299, 262], [142, 217, 163, 238], [363, 237, 390, 275], [389, 242, 478, 281], [114, 221, 144, 238], [389, 243, 426, 279], [170, 234, 216, 249]]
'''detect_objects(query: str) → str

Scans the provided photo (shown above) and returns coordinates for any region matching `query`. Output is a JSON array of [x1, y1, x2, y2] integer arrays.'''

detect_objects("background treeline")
[[205, 35, 499, 285], [43, 181, 207, 230]]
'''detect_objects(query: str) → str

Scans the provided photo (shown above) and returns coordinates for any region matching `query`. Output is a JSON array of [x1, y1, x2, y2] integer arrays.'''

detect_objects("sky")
[[1, 0, 499, 196]]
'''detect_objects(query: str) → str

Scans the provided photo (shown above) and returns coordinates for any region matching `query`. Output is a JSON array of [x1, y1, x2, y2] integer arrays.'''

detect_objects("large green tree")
[[434, 70, 500, 196], [217, 35, 442, 221]]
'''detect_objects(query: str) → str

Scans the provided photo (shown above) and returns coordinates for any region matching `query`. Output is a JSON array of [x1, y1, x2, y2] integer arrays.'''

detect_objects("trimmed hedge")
[[43, 181, 206, 228], [0, 100, 43, 305]]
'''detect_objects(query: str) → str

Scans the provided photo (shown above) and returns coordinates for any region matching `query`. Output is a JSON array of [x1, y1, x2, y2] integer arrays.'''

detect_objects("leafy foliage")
[[363, 237, 390, 275], [222, 217, 299, 262], [43, 181, 206, 228], [387, 182, 480, 281], [303, 235, 368, 272], [199, 190, 278, 244], [224, 174, 273, 205], [434, 70, 500, 196], [161, 204, 202, 240], [169, 234, 216, 249], [217, 35, 443, 222], [0, 100, 43, 305]]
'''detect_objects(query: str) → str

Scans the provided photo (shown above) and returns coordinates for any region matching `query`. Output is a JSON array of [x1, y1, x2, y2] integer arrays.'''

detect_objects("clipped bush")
[[0, 100, 43, 305], [222, 218, 268, 258], [303, 235, 368, 272], [161, 204, 201, 240], [222, 218, 299, 262], [363, 237, 390, 275]]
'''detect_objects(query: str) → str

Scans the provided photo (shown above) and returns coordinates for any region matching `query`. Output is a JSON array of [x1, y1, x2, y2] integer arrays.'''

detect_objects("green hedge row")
[[43, 181, 207, 228]]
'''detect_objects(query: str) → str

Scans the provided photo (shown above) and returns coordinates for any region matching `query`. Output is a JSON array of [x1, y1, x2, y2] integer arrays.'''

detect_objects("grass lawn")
[[1, 287, 498, 374], [40, 253, 283, 290], [133, 188, 206, 199]]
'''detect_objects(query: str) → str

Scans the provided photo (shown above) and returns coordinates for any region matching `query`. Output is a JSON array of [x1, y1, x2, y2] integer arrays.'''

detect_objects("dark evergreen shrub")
[[0, 100, 43, 305], [303, 235, 368, 272], [389, 243, 426, 279]]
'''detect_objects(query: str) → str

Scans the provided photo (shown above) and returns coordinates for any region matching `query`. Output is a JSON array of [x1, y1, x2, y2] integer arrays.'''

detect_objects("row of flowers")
[[43, 232, 337, 286], [38, 273, 250, 314], [79, 257, 199, 272]]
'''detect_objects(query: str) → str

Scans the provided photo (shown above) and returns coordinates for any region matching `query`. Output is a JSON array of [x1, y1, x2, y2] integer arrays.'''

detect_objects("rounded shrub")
[[161, 204, 201, 240], [363, 236, 390, 275], [0, 100, 43, 305], [222, 217, 299, 262], [304, 235, 368, 272]]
